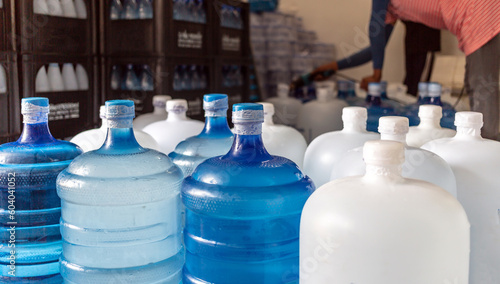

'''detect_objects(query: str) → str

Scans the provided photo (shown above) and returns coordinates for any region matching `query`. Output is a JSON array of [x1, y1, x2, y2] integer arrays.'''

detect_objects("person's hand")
[[360, 69, 382, 90], [311, 61, 338, 81]]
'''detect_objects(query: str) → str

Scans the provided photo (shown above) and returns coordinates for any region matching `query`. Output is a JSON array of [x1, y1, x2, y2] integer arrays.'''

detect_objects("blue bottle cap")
[[204, 94, 228, 110], [21, 97, 50, 122], [368, 83, 382, 96], [105, 100, 135, 119], [418, 82, 428, 92], [22, 97, 49, 107], [428, 82, 442, 97], [232, 103, 264, 124]]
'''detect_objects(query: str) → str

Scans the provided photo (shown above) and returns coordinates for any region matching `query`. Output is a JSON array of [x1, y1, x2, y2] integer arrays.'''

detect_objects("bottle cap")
[[21, 97, 50, 115], [427, 82, 441, 97], [105, 100, 135, 120], [166, 99, 188, 113], [259, 102, 275, 117], [368, 83, 382, 97], [232, 103, 264, 124], [152, 95, 172, 109], [418, 82, 428, 92], [203, 94, 228, 110], [363, 140, 405, 166], [277, 83, 290, 98], [378, 116, 409, 135], [454, 111, 483, 128], [342, 106, 367, 123], [418, 105, 442, 119]]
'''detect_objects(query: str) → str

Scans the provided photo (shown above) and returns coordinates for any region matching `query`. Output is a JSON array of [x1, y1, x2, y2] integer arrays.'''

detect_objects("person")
[[402, 21, 441, 97], [312, 0, 500, 139]]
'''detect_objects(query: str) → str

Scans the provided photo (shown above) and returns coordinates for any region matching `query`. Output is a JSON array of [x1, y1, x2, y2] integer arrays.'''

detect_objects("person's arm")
[[360, 0, 391, 88], [311, 24, 394, 81]]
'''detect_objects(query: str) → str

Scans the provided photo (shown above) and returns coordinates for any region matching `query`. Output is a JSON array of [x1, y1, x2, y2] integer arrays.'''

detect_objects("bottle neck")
[[366, 95, 381, 106], [428, 96, 443, 106], [343, 121, 367, 133], [263, 114, 274, 125], [419, 118, 441, 128], [97, 118, 144, 154], [198, 114, 233, 138], [381, 133, 407, 144], [153, 106, 167, 115], [364, 164, 403, 181], [456, 126, 482, 139], [227, 122, 272, 161], [167, 111, 188, 122], [337, 90, 349, 99], [18, 121, 56, 144]]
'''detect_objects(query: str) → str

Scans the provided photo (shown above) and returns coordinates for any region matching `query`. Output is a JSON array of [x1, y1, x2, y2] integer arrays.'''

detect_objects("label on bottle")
[[177, 30, 203, 49], [48, 102, 80, 121], [222, 34, 241, 52]]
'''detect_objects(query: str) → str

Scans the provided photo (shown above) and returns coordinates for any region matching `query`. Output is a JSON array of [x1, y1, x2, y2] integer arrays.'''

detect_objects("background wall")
[[279, 0, 463, 84]]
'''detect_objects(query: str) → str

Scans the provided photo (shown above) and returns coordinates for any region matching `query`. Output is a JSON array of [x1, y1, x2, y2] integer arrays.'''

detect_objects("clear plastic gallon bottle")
[[265, 83, 303, 127], [300, 140, 470, 284], [260, 102, 307, 169], [304, 107, 380, 187], [143, 99, 205, 154], [405, 82, 429, 126], [422, 112, 500, 284], [169, 94, 234, 177], [70, 105, 160, 152], [296, 88, 348, 143], [182, 103, 315, 283], [364, 82, 397, 132], [133, 95, 172, 130], [331, 116, 457, 197], [57, 100, 185, 283], [407, 105, 456, 147], [0, 98, 82, 283]]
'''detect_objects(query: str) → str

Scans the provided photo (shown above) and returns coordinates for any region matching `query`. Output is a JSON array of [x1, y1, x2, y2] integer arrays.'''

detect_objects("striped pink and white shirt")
[[386, 0, 500, 55]]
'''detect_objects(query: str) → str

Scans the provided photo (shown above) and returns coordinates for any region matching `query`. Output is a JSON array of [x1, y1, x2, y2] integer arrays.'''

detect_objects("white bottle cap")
[[342, 107, 367, 123], [166, 99, 188, 113], [418, 105, 442, 119], [368, 83, 382, 97], [378, 116, 409, 135], [418, 82, 428, 93], [454, 111, 483, 128], [152, 95, 172, 108], [277, 83, 290, 98], [363, 140, 405, 166], [427, 82, 441, 97], [259, 102, 275, 117]]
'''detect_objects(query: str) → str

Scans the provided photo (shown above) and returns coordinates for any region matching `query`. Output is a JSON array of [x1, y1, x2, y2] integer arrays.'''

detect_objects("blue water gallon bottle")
[[57, 100, 184, 283], [0, 97, 82, 283], [182, 103, 315, 283], [169, 94, 234, 177]]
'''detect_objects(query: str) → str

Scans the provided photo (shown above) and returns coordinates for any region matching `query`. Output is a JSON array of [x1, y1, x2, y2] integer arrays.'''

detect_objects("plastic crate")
[[101, 0, 211, 57], [13, 0, 96, 55], [211, 0, 250, 57], [213, 56, 248, 106], [0, 52, 20, 143], [167, 56, 212, 121], [102, 56, 169, 116], [0, 0, 14, 52], [19, 54, 98, 139]]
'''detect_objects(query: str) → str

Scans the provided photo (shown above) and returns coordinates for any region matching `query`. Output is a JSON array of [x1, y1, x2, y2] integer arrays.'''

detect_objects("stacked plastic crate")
[[0, 0, 98, 141], [250, 11, 336, 99]]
